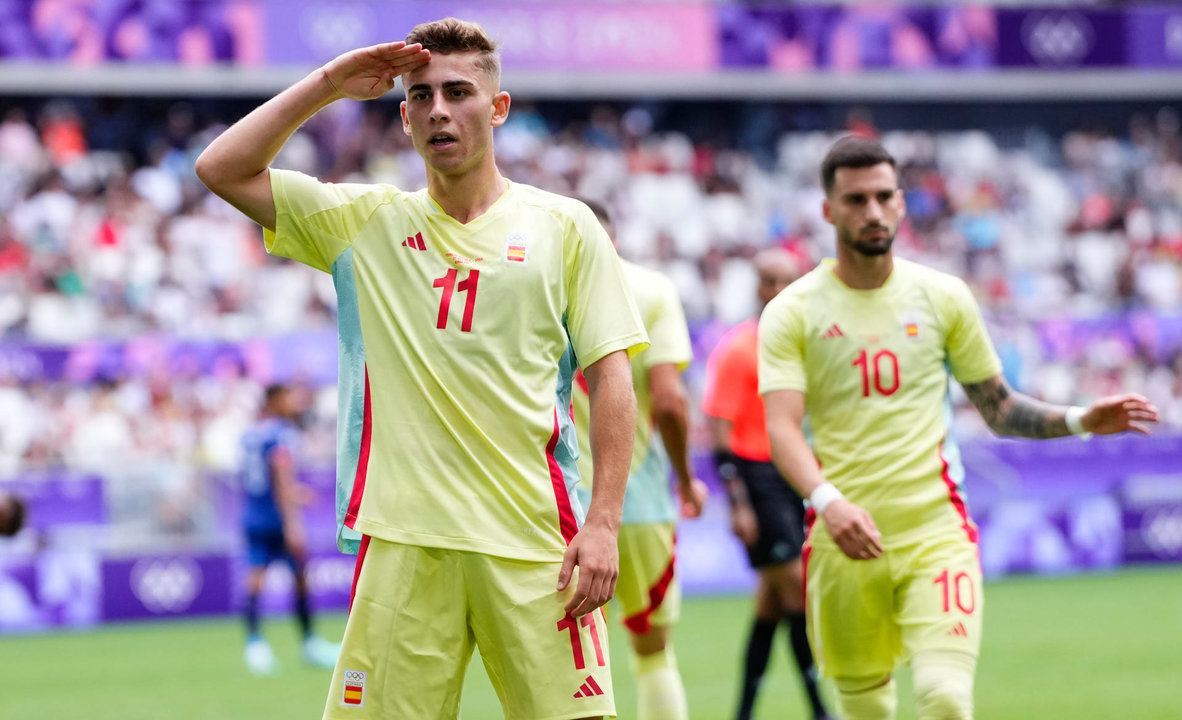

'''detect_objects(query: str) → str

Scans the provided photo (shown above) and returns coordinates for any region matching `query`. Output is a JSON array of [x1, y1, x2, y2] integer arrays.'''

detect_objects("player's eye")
[[449, 89, 468, 98], [878, 192, 894, 202]]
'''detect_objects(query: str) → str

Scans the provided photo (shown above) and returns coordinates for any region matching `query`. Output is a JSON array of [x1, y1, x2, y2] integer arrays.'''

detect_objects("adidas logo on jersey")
[[821, 323, 844, 339], [402, 232, 426, 251], [572, 675, 605, 698], [947, 621, 969, 637]]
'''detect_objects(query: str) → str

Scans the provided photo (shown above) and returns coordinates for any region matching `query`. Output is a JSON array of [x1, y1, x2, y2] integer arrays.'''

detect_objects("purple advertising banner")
[[0, 330, 338, 384], [263, 0, 717, 72], [0, 474, 106, 529], [3, 2, 1179, 72], [101, 553, 234, 622]]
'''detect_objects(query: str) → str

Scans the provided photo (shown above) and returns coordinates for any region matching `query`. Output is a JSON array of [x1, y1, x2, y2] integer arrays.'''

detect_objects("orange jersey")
[[702, 320, 770, 461]]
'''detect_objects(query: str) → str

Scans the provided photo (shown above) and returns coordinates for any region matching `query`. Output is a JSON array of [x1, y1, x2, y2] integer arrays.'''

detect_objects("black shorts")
[[736, 457, 807, 568]]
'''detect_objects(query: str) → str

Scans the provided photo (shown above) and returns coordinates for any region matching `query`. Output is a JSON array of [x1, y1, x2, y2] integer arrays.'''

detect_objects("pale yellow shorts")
[[805, 534, 983, 679], [616, 522, 681, 635], [323, 536, 615, 720]]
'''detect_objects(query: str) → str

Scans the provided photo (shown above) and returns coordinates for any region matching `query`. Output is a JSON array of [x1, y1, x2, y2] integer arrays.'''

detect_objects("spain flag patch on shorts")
[[341, 669, 367, 707]]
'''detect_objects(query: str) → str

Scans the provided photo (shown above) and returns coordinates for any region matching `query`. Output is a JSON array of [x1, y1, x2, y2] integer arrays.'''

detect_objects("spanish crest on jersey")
[[504, 232, 528, 264]]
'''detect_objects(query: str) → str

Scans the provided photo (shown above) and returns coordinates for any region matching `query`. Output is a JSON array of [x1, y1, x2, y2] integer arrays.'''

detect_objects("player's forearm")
[[195, 70, 340, 196], [768, 419, 828, 499], [962, 376, 1071, 439], [653, 399, 693, 488], [583, 353, 636, 532]]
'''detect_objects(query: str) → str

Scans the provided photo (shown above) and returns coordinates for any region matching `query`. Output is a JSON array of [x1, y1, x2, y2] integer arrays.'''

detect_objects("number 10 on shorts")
[[557, 613, 606, 670]]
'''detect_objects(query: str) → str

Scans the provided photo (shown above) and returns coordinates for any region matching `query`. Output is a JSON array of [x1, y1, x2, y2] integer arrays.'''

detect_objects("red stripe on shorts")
[[345, 367, 373, 529], [348, 534, 371, 615], [547, 406, 579, 544], [802, 507, 816, 606], [623, 539, 677, 635], [938, 438, 979, 544]]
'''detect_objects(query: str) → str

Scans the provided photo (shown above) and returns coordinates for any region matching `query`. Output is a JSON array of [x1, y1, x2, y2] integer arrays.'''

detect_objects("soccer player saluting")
[[571, 200, 709, 720], [703, 249, 831, 720], [239, 384, 338, 675], [196, 18, 647, 720], [759, 136, 1159, 720]]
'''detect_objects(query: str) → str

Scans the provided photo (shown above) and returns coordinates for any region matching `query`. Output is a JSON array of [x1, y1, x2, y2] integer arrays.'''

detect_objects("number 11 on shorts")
[[557, 613, 606, 670]]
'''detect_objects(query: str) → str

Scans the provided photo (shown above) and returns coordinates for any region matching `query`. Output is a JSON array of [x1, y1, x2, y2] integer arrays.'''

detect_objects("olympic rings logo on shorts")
[[344, 670, 366, 681]]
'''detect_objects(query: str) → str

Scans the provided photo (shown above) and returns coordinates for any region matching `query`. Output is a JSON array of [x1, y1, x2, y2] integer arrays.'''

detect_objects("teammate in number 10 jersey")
[[759, 136, 1159, 720], [196, 18, 648, 720]]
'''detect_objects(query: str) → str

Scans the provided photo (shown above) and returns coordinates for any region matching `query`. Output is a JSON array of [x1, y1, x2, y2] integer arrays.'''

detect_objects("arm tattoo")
[[960, 376, 1071, 439]]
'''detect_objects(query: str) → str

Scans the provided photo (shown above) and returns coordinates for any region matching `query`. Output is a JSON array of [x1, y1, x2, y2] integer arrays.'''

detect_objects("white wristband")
[[1065, 406, 1091, 437], [809, 482, 844, 514]]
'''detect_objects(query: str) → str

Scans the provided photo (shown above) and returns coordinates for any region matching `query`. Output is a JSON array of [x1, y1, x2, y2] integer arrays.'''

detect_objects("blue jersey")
[[240, 418, 299, 534]]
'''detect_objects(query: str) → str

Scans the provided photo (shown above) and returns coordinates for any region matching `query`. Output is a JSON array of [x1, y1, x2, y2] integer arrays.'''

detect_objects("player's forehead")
[[831, 163, 898, 197], [403, 51, 489, 92]]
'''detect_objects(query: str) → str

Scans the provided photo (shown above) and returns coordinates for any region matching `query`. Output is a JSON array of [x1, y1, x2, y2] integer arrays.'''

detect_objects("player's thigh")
[[467, 554, 615, 720], [323, 539, 474, 720], [741, 460, 807, 567], [616, 522, 680, 635], [896, 537, 984, 664], [807, 545, 898, 679]]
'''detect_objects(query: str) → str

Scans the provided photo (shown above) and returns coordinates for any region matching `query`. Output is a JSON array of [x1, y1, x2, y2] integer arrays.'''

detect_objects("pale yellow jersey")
[[758, 257, 1001, 549], [266, 169, 648, 562], [572, 261, 693, 524]]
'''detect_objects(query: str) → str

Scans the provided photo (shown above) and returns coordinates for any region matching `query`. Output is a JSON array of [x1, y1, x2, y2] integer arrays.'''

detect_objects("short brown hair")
[[820, 136, 896, 193], [406, 18, 500, 87]]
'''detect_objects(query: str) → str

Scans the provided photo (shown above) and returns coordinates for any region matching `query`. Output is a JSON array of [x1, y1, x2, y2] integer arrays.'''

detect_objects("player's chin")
[[852, 237, 893, 256]]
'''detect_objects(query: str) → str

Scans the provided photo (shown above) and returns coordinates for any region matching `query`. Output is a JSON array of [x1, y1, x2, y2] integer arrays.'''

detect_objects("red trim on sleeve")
[[345, 367, 373, 530], [547, 407, 580, 544]]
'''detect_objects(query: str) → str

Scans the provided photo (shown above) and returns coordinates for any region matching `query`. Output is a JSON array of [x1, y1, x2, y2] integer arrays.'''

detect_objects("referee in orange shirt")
[[703, 248, 830, 720]]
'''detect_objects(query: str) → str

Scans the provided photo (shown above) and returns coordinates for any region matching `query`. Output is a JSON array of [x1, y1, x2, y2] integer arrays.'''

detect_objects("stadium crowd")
[[0, 98, 1179, 534]]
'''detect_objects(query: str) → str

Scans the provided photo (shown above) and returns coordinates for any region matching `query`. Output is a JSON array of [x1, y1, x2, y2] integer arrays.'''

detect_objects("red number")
[[852, 349, 900, 397], [556, 615, 585, 670], [581, 613, 606, 667], [557, 612, 606, 669], [934, 569, 976, 614], [433, 269, 479, 331]]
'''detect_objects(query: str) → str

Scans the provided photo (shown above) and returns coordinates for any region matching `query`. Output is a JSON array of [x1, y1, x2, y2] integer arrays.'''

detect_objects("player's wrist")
[[809, 482, 844, 514], [1065, 406, 1092, 438]]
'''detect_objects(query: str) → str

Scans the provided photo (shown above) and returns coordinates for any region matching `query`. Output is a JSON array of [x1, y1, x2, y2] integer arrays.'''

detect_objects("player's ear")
[[490, 91, 510, 128], [822, 197, 834, 226], [400, 101, 412, 137], [895, 188, 907, 220]]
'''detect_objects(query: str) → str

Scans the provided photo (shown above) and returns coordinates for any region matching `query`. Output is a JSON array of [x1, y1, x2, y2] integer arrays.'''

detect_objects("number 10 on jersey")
[[433, 269, 479, 332]]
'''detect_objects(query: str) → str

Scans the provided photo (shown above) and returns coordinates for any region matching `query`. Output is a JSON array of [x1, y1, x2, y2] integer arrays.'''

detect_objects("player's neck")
[[834, 249, 894, 290], [426, 157, 507, 225]]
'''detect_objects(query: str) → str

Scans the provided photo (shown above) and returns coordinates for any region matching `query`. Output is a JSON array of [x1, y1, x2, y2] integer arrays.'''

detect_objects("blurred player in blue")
[[240, 383, 338, 675]]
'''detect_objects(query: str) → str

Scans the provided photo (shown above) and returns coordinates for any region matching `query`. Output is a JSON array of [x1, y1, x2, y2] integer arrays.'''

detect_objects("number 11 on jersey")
[[433, 269, 480, 332]]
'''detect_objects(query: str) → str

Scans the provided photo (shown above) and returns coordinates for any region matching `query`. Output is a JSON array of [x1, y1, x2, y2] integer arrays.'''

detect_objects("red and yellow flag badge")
[[341, 669, 366, 707], [504, 233, 528, 263], [902, 311, 921, 339]]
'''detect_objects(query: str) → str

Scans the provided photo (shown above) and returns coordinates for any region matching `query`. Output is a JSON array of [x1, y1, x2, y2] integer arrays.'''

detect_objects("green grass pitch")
[[1, 567, 1178, 719]]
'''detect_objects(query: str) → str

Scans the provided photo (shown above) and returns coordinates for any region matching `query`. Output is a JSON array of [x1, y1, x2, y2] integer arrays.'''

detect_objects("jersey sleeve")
[[638, 273, 692, 372], [263, 169, 394, 273], [940, 277, 1003, 385], [758, 292, 808, 395], [702, 330, 752, 421], [564, 204, 649, 367]]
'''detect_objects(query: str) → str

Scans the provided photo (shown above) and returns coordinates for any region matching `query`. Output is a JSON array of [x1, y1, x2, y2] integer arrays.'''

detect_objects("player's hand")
[[557, 520, 618, 618], [321, 41, 432, 101], [822, 499, 883, 560], [1082, 394, 1159, 435], [730, 503, 759, 546], [679, 478, 709, 519]]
